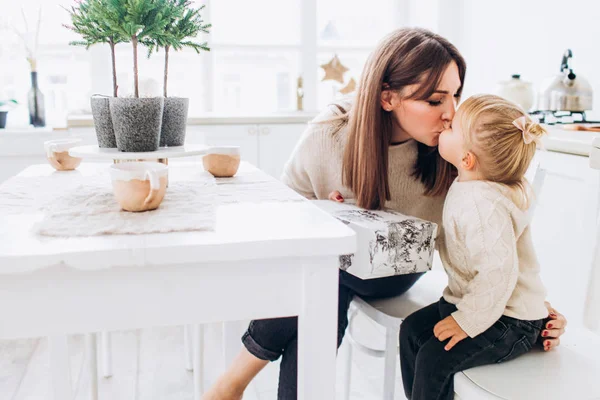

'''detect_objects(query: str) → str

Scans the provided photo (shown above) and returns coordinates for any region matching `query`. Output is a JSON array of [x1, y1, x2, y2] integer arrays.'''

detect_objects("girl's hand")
[[540, 302, 567, 351], [328, 190, 344, 202], [434, 315, 468, 351]]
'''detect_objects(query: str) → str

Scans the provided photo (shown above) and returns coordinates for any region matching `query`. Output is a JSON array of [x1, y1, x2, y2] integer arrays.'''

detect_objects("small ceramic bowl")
[[44, 138, 83, 171], [203, 146, 241, 177], [109, 162, 168, 212]]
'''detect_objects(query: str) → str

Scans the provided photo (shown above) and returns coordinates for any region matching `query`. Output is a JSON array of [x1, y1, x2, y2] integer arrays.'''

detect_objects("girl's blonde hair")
[[338, 28, 466, 210], [459, 94, 547, 209]]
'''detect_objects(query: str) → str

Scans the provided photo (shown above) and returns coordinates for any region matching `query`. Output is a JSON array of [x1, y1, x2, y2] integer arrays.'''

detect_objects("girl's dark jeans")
[[399, 297, 544, 400]]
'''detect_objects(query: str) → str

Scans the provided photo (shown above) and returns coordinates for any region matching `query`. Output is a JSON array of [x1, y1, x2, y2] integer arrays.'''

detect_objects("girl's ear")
[[461, 151, 477, 171]]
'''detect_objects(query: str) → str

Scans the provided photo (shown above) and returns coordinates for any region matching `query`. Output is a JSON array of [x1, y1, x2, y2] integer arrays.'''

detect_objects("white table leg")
[[85, 334, 99, 400], [222, 320, 242, 369], [297, 258, 338, 400], [340, 338, 353, 400], [193, 324, 205, 400], [48, 335, 73, 400], [184, 325, 193, 371], [584, 171, 600, 333], [383, 328, 398, 400], [100, 331, 113, 378]]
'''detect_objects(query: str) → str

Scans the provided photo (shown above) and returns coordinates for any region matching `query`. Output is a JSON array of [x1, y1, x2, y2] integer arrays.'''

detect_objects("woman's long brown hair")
[[343, 28, 466, 209]]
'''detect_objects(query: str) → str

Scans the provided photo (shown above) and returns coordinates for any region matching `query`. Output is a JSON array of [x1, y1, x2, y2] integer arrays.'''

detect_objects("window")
[[0, 0, 91, 125], [0, 0, 419, 125], [213, 50, 300, 113], [211, 0, 301, 46], [317, 0, 401, 47]]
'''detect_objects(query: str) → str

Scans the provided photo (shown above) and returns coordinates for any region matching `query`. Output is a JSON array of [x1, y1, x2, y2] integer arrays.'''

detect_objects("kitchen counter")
[[67, 111, 319, 128], [542, 125, 600, 156], [2, 121, 596, 159]]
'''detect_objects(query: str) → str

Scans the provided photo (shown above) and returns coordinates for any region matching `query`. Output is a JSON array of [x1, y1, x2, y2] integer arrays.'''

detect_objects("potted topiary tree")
[[144, 0, 210, 147], [65, 0, 127, 148], [104, 0, 179, 152], [0, 100, 18, 129]]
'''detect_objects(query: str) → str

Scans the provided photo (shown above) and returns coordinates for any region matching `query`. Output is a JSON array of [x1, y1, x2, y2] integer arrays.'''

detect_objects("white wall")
[[445, 0, 600, 115]]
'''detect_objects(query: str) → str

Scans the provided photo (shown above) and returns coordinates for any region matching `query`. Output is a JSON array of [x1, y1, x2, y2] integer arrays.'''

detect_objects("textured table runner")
[[0, 164, 304, 237]]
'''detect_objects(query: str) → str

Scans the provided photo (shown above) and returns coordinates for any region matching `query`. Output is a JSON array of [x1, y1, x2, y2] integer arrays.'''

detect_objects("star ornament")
[[339, 78, 357, 95], [320, 54, 349, 84]]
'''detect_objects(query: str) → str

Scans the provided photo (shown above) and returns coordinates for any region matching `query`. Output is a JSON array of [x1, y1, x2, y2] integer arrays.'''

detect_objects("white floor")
[[1, 253, 599, 400], [0, 314, 406, 400]]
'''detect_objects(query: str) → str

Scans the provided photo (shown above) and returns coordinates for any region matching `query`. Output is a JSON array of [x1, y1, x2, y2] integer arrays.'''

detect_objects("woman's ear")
[[380, 90, 396, 112], [461, 151, 477, 171]]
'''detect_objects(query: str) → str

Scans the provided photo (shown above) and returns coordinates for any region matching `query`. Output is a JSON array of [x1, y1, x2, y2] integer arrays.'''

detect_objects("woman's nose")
[[442, 100, 456, 122]]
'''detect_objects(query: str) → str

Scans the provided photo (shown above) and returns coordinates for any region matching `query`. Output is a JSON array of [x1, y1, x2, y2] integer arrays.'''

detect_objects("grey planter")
[[110, 97, 164, 152], [90, 96, 117, 148], [160, 97, 189, 147]]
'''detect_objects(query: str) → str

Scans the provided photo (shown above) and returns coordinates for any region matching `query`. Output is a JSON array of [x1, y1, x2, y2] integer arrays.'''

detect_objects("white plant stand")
[[69, 144, 210, 164]]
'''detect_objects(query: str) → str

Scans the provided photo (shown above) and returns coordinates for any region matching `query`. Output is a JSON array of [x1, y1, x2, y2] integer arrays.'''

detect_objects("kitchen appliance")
[[495, 74, 535, 111], [536, 49, 593, 112]]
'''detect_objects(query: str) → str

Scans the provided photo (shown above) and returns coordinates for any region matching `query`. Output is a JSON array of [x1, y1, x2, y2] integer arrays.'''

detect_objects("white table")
[[0, 162, 356, 399]]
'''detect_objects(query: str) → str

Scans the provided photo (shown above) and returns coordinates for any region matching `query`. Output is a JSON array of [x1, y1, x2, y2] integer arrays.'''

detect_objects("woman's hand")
[[540, 302, 567, 351], [328, 190, 345, 202]]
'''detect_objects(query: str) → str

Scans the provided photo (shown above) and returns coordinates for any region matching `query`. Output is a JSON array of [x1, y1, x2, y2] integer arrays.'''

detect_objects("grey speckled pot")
[[109, 97, 164, 152], [90, 96, 117, 148], [160, 97, 189, 147]]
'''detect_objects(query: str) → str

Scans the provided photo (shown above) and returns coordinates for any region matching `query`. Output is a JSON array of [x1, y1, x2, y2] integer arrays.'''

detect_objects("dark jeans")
[[399, 297, 544, 400], [242, 269, 424, 400]]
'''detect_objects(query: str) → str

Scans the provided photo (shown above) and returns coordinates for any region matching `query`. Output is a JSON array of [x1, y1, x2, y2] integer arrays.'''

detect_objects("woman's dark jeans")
[[242, 269, 424, 400], [399, 297, 544, 400]]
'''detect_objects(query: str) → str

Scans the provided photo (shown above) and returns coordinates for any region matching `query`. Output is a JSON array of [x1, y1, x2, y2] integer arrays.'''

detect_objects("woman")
[[204, 27, 567, 400]]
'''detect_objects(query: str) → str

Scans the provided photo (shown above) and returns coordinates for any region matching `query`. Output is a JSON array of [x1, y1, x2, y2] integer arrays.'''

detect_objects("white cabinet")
[[257, 124, 306, 179], [531, 150, 599, 327]]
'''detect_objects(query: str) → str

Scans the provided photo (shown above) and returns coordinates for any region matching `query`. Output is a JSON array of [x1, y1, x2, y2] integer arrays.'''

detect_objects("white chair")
[[340, 161, 600, 400]]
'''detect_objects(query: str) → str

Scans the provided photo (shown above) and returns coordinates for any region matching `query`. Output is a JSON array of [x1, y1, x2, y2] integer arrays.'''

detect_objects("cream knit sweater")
[[440, 179, 548, 337], [281, 101, 446, 228]]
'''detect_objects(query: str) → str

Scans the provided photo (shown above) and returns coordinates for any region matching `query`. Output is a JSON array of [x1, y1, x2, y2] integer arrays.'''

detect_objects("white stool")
[[340, 268, 448, 400], [340, 162, 600, 399], [341, 268, 600, 400]]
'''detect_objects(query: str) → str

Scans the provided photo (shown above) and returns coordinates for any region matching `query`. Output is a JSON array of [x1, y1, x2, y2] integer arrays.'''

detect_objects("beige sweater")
[[281, 102, 446, 228], [440, 180, 548, 337]]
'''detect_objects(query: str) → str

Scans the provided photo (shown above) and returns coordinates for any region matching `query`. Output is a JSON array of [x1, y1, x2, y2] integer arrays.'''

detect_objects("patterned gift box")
[[312, 200, 438, 280]]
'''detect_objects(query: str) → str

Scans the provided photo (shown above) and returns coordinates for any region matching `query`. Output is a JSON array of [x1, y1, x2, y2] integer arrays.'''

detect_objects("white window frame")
[[195, 0, 416, 113], [86, 0, 463, 113]]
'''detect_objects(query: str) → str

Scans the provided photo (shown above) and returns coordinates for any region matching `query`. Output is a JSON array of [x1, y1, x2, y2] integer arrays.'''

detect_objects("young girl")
[[398, 94, 549, 400]]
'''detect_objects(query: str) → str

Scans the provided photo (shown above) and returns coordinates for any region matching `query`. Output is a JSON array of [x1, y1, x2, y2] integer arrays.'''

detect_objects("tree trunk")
[[110, 40, 118, 97], [163, 45, 170, 98], [132, 35, 139, 98]]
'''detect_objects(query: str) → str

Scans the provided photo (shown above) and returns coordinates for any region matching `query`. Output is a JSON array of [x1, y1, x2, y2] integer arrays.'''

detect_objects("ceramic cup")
[[203, 146, 241, 177], [44, 139, 83, 171], [109, 162, 168, 212]]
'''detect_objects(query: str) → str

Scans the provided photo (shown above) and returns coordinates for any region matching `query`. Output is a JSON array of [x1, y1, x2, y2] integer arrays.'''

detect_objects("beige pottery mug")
[[110, 162, 168, 212], [44, 139, 83, 171], [203, 146, 241, 177]]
